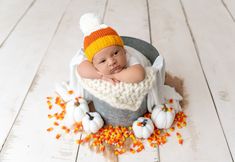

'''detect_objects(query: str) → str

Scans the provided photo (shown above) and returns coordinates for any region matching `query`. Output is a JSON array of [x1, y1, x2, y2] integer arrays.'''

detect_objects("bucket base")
[[90, 94, 147, 127]]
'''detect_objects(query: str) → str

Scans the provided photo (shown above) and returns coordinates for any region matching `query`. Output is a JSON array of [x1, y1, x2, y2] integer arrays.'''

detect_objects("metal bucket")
[[89, 36, 159, 126]]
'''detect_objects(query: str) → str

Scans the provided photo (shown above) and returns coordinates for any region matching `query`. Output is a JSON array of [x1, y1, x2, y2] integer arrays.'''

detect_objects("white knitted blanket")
[[80, 67, 156, 111]]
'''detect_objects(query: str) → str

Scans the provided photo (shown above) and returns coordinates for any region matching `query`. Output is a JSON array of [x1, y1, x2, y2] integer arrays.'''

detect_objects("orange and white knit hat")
[[80, 13, 124, 62]]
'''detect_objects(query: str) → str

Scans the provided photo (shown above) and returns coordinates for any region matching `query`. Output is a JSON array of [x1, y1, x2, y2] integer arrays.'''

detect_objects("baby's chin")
[[103, 70, 120, 75], [100, 66, 126, 75], [110, 66, 125, 74], [111, 68, 122, 74]]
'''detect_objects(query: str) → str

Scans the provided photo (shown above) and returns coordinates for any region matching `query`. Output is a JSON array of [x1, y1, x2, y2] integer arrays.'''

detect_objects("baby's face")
[[92, 46, 127, 75]]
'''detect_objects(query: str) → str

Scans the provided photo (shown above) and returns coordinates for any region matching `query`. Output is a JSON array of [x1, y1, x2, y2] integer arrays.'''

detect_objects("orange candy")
[[144, 113, 151, 119], [169, 99, 173, 103], [76, 140, 83, 144], [46, 94, 187, 154], [176, 132, 182, 138], [48, 114, 53, 119], [56, 134, 61, 139], [47, 127, 53, 132], [67, 90, 74, 95], [169, 127, 175, 132], [61, 126, 67, 130], [100, 145, 105, 152], [176, 132, 184, 145], [46, 97, 52, 100], [65, 129, 70, 134], [130, 148, 136, 154], [178, 139, 183, 145], [54, 122, 59, 126]]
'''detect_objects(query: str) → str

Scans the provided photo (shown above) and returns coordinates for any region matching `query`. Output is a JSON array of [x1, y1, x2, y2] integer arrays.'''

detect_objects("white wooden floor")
[[0, 0, 235, 161]]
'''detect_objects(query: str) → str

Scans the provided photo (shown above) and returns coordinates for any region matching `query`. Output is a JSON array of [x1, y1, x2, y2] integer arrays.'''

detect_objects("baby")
[[77, 13, 145, 84], [68, 13, 174, 113]]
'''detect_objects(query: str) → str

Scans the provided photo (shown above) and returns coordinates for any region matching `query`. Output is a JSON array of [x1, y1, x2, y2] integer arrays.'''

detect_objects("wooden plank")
[[0, 0, 107, 161], [78, 136, 159, 162], [76, 134, 108, 162], [0, 0, 70, 151], [119, 142, 159, 162], [104, 0, 150, 42], [149, 0, 233, 161], [76, 0, 159, 162], [0, 0, 35, 46], [222, 0, 235, 21], [181, 0, 235, 158], [106, 1, 159, 161]]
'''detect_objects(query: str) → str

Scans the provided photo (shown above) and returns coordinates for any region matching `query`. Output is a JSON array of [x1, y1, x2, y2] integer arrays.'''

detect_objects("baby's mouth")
[[111, 66, 122, 73]]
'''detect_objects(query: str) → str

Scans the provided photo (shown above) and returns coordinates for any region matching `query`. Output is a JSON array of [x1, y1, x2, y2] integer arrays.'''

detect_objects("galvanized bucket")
[[89, 36, 159, 126]]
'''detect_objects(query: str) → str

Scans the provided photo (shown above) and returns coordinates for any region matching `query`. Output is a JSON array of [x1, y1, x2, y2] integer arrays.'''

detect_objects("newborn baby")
[[77, 13, 145, 84]]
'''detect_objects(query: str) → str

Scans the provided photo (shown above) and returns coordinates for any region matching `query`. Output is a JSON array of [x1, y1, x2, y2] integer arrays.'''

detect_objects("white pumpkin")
[[132, 117, 154, 139], [82, 112, 104, 134], [151, 104, 176, 129], [73, 98, 89, 122]]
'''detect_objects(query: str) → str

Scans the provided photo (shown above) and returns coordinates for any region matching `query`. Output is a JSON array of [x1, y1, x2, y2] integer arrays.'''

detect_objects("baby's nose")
[[108, 58, 116, 66]]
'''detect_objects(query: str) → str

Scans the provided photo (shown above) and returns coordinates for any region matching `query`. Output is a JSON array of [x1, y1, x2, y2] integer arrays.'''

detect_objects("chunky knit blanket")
[[80, 67, 156, 111]]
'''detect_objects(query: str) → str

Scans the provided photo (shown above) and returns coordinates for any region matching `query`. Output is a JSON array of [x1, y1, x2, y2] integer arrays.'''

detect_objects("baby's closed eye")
[[99, 60, 106, 64], [113, 49, 119, 56]]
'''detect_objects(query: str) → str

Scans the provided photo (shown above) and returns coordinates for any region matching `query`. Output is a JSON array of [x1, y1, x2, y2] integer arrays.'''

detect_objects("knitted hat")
[[80, 13, 124, 62]]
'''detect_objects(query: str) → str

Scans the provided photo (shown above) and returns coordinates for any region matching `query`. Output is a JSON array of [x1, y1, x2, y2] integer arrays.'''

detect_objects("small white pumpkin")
[[73, 98, 89, 122], [82, 112, 104, 134], [151, 104, 176, 129], [132, 117, 154, 139]]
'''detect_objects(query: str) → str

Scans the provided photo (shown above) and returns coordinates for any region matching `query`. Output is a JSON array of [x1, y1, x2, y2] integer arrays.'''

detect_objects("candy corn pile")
[[46, 94, 84, 139], [46, 93, 187, 155]]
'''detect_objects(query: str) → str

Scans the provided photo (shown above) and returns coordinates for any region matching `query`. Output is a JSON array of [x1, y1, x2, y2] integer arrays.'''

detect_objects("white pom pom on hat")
[[80, 12, 124, 62], [79, 13, 107, 36]]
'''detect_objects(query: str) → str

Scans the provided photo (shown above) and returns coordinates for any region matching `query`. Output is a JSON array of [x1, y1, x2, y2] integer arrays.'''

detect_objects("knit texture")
[[84, 28, 123, 62], [80, 13, 124, 62], [80, 67, 156, 111]]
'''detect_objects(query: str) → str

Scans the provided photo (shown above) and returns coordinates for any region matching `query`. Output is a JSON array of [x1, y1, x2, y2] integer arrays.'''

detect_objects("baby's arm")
[[77, 61, 118, 84], [77, 60, 102, 79], [108, 64, 145, 83], [77, 61, 145, 84]]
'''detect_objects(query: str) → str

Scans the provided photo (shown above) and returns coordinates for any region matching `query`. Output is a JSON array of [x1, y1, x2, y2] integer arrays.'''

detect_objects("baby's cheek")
[[100, 67, 112, 75]]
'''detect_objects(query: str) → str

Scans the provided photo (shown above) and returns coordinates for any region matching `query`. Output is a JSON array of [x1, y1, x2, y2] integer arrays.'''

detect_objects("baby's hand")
[[102, 77, 119, 84], [100, 73, 120, 84]]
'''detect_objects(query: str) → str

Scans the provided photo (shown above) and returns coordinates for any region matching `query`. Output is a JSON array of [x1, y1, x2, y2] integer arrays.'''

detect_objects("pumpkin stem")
[[86, 112, 94, 120], [142, 119, 148, 127], [162, 105, 168, 112], [74, 101, 80, 107]]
